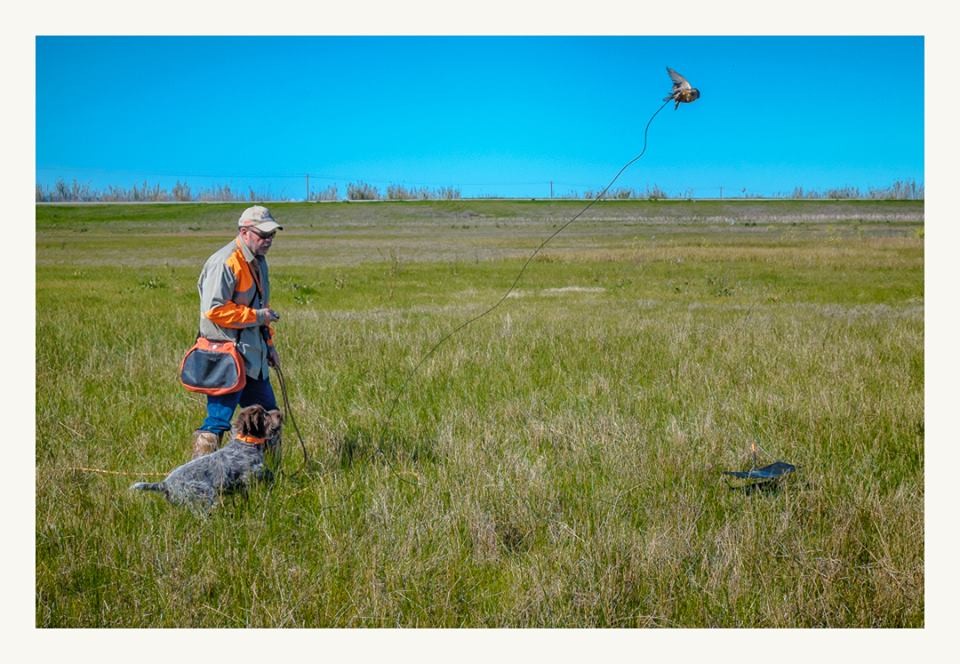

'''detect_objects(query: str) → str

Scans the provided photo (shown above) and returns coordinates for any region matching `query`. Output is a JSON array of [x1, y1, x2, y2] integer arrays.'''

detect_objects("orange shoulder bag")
[[178, 336, 246, 396]]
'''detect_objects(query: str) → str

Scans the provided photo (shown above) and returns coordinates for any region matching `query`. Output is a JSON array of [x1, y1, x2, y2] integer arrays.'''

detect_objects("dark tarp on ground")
[[723, 461, 796, 481]]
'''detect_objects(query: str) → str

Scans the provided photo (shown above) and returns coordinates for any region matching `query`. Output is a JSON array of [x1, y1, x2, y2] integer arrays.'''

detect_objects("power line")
[[35, 166, 682, 190]]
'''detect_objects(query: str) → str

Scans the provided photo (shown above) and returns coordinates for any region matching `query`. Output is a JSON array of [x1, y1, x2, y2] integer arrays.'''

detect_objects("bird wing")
[[666, 67, 691, 91]]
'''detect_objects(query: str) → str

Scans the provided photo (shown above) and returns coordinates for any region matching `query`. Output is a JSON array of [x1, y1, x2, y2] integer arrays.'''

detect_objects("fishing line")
[[380, 98, 673, 439]]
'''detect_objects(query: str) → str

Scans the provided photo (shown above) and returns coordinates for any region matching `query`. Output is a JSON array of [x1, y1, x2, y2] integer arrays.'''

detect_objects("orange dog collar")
[[236, 433, 267, 445]]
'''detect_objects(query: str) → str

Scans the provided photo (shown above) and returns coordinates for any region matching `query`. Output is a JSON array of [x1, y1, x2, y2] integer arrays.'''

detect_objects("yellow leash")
[[67, 466, 166, 477]]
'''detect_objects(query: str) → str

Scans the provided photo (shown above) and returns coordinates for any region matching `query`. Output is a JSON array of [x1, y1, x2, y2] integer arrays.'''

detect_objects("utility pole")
[[305, 174, 310, 202], [550, 181, 554, 199], [719, 185, 723, 200]]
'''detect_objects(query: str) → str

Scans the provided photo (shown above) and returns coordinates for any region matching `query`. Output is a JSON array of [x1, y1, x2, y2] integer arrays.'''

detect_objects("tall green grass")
[[36, 201, 923, 626]]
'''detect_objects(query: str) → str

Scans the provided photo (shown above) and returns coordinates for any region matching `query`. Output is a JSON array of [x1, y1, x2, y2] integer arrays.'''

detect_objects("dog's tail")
[[130, 481, 164, 492]]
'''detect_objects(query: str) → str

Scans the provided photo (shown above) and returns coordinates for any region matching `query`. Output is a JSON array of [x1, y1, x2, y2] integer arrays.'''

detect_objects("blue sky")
[[36, 35, 923, 199]]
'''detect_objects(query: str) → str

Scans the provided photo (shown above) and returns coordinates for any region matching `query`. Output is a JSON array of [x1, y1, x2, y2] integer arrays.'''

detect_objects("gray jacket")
[[197, 237, 274, 380]]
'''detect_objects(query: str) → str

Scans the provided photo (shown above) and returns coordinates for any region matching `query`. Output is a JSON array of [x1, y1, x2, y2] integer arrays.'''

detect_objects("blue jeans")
[[199, 375, 278, 436]]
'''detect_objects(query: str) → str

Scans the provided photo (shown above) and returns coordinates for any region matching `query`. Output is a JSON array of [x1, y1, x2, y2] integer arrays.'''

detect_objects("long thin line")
[[273, 364, 311, 477], [380, 98, 673, 436], [37, 166, 609, 189], [69, 466, 166, 477]]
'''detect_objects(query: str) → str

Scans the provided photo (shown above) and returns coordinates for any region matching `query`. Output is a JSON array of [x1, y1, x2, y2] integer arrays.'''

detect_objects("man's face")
[[240, 226, 276, 256]]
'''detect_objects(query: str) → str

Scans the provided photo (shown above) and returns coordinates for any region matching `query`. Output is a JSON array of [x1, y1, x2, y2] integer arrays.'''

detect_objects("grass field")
[[35, 200, 924, 627]]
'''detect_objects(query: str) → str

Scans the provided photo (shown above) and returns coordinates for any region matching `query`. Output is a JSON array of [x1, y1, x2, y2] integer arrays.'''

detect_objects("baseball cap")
[[238, 205, 283, 233]]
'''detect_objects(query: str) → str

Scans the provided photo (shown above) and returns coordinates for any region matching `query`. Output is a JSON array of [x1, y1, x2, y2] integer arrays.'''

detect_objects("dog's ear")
[[237, 404, 268, 436], [236, 407, 252, 435], [253, 405, 268, 438], [265, 409, 284, 434]]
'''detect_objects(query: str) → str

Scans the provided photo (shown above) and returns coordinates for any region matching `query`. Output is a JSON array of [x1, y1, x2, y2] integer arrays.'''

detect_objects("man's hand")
[[258, 308, 281, 323], [268, 346, 281, 369]]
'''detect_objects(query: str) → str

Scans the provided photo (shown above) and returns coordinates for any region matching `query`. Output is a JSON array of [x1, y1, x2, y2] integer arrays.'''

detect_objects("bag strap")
[[250, 258, 265, 305], [249, 258, 273, 346]]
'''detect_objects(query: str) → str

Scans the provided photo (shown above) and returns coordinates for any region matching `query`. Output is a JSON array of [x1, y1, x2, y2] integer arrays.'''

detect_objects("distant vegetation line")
[[35, 178, 924, 203]]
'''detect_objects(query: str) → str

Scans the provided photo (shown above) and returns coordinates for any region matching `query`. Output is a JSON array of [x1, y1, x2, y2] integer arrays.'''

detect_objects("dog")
[[131, 405, 283, 510]]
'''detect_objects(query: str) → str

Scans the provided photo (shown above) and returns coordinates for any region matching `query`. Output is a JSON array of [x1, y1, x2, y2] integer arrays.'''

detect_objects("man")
[[191, 205, 283, 458]]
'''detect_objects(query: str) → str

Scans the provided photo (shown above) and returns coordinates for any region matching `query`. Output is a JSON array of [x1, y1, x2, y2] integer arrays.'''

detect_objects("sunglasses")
[[246, 227, 277, 240]]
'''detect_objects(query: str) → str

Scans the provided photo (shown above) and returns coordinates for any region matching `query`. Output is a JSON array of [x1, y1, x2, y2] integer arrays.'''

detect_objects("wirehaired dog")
[[131, 405, 283, 510]]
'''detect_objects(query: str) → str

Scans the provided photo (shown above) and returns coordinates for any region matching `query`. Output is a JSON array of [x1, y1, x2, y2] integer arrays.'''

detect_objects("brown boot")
[[191, 430, 221, 459]]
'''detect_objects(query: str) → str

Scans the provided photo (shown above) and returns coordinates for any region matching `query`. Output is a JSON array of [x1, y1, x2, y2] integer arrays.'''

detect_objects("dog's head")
[[235, 404, 284, 444]]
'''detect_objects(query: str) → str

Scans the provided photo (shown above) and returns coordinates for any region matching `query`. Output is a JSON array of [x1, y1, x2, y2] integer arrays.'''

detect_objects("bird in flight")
[[664, 67, 700, 110]]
